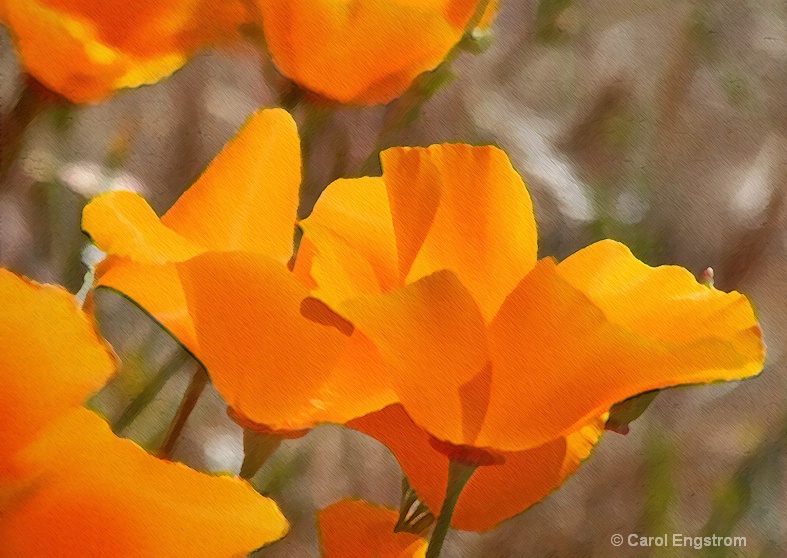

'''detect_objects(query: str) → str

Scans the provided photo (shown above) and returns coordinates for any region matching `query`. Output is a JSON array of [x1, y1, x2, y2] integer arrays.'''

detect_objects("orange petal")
[[83, 110, 301, 264], [177, 251, 391, 430], [257, 0, 484, 104], [1, 408, 288, 557], [300, 176, 400, 306], [350, 406, 604, 532], [557, 240, 765, 353], [479, 258, 764, 452], [380, 144, 538, 320], [340, 271, 490, 446], [0, 269, 115, 476], [82, 191, 204, 265], [95, 257, 198, 353], [318, 499, 426, 558], [162, 109, 302, 262]]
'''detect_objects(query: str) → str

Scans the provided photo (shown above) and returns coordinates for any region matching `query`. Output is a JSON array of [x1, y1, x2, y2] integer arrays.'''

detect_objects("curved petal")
[[557, 240, 765, 352], [177, 251, 390, 430], [381, 144, 537, 320], [0, 270, 115, 476], [82, 191, 204, 265], [162, 109, 302, 261], [479, 258, 764, 452], [1, 408, 288, 557], [340, 271, 490, 446], [350, 406, 604, 533], [83, 110, 302, 264], [318, 499, 426, 558], [257, 0, 485, 105], [300, 176, 399, 306], [95, 258, 198, 353]]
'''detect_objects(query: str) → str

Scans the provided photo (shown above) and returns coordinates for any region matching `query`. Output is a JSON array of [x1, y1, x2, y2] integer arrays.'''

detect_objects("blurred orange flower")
[[82, 108, 396, 432], [318, 499, 427, 558], [256, 0, 497, 104], [301, 143, 765, 460], [0, 0, 245, 102], [0, 269, 288, 557]]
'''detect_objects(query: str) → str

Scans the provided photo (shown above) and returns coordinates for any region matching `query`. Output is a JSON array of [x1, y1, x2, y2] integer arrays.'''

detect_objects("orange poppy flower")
[[255, 0, 497, 105], [82, 108, 396, 432], [348, 404, 603, 532], [0, 268, 288, 557], [300, 143, 765, 459], [318, 499, 427, 558], [1, 0, 245, 102]]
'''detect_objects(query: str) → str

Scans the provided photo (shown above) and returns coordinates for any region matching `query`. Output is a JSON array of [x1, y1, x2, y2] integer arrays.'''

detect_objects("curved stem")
[[425, 461, 477, 558], [158, 366, 209, 460]]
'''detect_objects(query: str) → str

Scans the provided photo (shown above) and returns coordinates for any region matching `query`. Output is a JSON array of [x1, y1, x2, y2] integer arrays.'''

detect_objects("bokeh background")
[[2, 0, 786, 556]]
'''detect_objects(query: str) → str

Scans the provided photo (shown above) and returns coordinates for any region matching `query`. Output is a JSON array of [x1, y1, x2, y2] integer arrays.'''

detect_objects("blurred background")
[[2, 0, 786, 556]]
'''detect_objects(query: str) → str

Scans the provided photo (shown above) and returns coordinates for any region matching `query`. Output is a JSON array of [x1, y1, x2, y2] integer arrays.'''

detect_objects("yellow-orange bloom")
[[318, 499, 427, 558], [256, 0, 497, 105], [1, 0, 245, 102], [0, 268, 288, 557], [301, 143, 765, 458], [82, 108, 395, 432], [349, 404, 603, 532]]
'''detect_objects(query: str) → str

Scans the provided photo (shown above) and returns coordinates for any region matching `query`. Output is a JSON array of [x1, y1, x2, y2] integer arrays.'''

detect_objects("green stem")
[[158, 366, 209, 459], [239, 430, 283, 480], [112, 351, 190, 434], [297, 100, 334, 219], [356, 0, 493, 176], [425, 461, 477, 558]]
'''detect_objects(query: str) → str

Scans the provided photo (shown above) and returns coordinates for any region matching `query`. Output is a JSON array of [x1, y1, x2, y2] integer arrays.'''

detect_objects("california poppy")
[[1, 0, 245, 102], [255, 0, 497, 105], [0, 268, 289, 557], [300, 142, 765, 458], [318, 499, 427, 558], [82, 108, 395, 433]]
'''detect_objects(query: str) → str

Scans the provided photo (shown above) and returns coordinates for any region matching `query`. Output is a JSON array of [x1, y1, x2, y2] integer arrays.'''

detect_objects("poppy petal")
[[300, 176, 399, 306], [83, 110, 301, 265], [557, 240, 765, 353], [318, 499, 426, 558], [162, 109, 302, 262], [479, 258, 764, 451], [340, 271, 490, 446], [177, 251, 391, 430], [0, 269, 115, 475], [349, 406, 604, 532], [82, 191, 204, 265], [95, 258, 198, 353], [380, 144, 538, 320], [1, 408, 288, 557]]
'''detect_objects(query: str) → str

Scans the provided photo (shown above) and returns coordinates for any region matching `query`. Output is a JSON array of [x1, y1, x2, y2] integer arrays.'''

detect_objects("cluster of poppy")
[[0, 0, 496, 104], [77, 108, 765, 555], [0, 1, 767, 555]]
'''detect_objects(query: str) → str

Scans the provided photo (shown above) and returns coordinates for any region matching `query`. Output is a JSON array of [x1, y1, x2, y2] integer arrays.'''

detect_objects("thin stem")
[[356, 0, 493, 176], [297, 100, 334, 219], [425, 461, 477, 558], [157, 366, 209, 460], [239, 430, 284, 480], [112, 351, 190, 434]]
